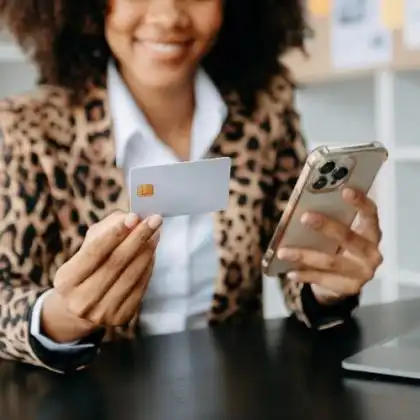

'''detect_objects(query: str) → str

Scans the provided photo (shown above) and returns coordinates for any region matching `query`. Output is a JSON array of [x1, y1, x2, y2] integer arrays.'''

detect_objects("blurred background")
[[0, 0, 418, 319], [265, 0, 420, 318]]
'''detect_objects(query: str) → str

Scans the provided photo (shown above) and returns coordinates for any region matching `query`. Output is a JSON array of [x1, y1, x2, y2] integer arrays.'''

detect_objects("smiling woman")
[[0, 0, 307, 109], [106, 0, 223, 89], [0, 0, 376, 375]]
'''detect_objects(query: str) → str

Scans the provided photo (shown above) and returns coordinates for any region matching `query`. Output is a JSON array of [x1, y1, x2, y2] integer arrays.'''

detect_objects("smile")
[[135, 39, 193, 60]]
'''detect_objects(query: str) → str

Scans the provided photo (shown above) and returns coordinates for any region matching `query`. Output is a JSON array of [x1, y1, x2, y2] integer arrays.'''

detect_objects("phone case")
[[262, 141, 388, 277]]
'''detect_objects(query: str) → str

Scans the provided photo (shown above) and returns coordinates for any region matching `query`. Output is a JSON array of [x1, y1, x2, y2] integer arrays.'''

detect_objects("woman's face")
[[106, 0, 224, 88]]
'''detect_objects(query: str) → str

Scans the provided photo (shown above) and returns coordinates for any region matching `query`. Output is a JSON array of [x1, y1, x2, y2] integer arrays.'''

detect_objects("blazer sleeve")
[[0, 130, 102, 373], [265, 73, 360, 330]]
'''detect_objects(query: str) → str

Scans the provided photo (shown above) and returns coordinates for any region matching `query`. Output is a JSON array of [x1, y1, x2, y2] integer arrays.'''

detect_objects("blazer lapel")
[[70, 85, 129, 218]]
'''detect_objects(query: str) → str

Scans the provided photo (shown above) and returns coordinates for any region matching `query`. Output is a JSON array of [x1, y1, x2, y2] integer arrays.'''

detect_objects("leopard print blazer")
[[0, 72, 358, 373]]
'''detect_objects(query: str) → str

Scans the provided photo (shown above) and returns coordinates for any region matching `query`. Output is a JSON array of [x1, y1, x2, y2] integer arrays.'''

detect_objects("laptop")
[[342, 326, 420, 380]]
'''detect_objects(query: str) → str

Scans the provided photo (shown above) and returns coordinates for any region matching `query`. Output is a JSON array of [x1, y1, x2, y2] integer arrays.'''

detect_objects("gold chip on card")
[[137, 184, 154, 197]]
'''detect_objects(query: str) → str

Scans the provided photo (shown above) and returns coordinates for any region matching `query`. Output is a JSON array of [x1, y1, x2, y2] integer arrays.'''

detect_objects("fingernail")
[[343, 188, 356, 200], [151, 231, 161, 245], [286, 271, 298, 281], [277, 249, 287, 259], [124, 213, 140, 229], [277, 249, 299, 262], [301, 213, 322, 229], [147, 214, 163, 230]]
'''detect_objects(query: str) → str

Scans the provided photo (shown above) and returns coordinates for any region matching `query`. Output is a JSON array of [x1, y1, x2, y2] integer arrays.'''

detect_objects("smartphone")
[[262, 141, 388, 277]]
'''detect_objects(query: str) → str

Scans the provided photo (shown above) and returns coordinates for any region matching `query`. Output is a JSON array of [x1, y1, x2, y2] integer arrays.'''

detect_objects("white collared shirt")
[[30, 62, 228, 351]]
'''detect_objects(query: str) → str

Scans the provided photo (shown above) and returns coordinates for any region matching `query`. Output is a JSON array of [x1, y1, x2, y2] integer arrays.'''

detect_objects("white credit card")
[[129, 157, 231, 218]]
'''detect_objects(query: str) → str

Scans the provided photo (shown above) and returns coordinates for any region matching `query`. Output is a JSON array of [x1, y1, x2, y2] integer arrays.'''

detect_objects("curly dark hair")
[[0, 0, 308, 112]]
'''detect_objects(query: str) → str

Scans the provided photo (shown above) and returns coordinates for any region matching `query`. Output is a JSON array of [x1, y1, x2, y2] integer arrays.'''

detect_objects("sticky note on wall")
[[381, 0, 404, 30], [308, 0, 331, 16]]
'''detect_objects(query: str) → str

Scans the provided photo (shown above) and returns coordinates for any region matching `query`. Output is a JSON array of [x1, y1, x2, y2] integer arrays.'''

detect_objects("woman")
[[0, 0, 383, 373]]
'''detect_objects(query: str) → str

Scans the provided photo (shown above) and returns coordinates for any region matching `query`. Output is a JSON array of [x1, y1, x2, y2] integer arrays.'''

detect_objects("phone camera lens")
[[319, 161, 336, 174], [312, 176, 328, 190], [332, 167, 349, 181]]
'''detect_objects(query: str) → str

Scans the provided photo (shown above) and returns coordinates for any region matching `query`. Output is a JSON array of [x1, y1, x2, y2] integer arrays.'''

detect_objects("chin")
[[131, 61, 196, 90]]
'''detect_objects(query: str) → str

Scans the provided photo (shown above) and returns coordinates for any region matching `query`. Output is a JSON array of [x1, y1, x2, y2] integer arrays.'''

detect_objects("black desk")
[[2, 300, 420, 420]]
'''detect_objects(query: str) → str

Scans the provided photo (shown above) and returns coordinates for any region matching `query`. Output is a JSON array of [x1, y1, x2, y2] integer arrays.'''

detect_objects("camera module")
[[319, 161, 336, 175], [312, 176, 328, 190], [332, 166, 349, 181]]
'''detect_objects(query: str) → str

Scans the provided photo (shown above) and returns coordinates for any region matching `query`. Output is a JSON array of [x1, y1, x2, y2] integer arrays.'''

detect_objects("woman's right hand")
[[41, 211, 162, 343]]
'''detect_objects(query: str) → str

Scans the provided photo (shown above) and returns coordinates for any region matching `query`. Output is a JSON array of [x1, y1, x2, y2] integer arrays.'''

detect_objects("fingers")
[[280, 189, 383, 302], [82, 211, 139, 246], [113, 258, 155, 326], [86, 247, 155, 325], [107, 214, 162, 276], [55, 211, 140, 292], [286, 270, 363, 297], [342, 188, 381, 244], [92, 214, 161, 295], [300, 211, 378, 261], [112, 276, 150, 327], [66, 219, 160, 319], [57, 213, 161, 319], [277, 247, 369, 279]]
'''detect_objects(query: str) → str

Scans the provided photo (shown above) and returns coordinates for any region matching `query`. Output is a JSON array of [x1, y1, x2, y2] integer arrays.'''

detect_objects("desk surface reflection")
[[1, 300, 420, 420]]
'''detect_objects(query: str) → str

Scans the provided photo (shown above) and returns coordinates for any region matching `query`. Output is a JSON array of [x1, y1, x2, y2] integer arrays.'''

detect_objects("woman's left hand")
[[277, 188, 383, 305]]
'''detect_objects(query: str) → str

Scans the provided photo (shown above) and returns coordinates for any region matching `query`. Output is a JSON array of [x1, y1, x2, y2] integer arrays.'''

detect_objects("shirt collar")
[[107, 60, 227, 166], [192, 67, 228, 160], [107, 62, 155, 166]]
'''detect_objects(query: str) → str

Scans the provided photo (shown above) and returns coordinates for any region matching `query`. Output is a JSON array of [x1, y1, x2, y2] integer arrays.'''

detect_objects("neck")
[[122, 69, 196, 160]]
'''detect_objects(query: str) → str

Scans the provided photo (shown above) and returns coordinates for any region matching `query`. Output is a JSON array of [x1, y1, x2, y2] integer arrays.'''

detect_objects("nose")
[[144, 0, 187, 29]]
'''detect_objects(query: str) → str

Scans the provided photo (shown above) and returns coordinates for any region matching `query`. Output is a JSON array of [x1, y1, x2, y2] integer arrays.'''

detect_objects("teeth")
[[143, 41, 186, 54]]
